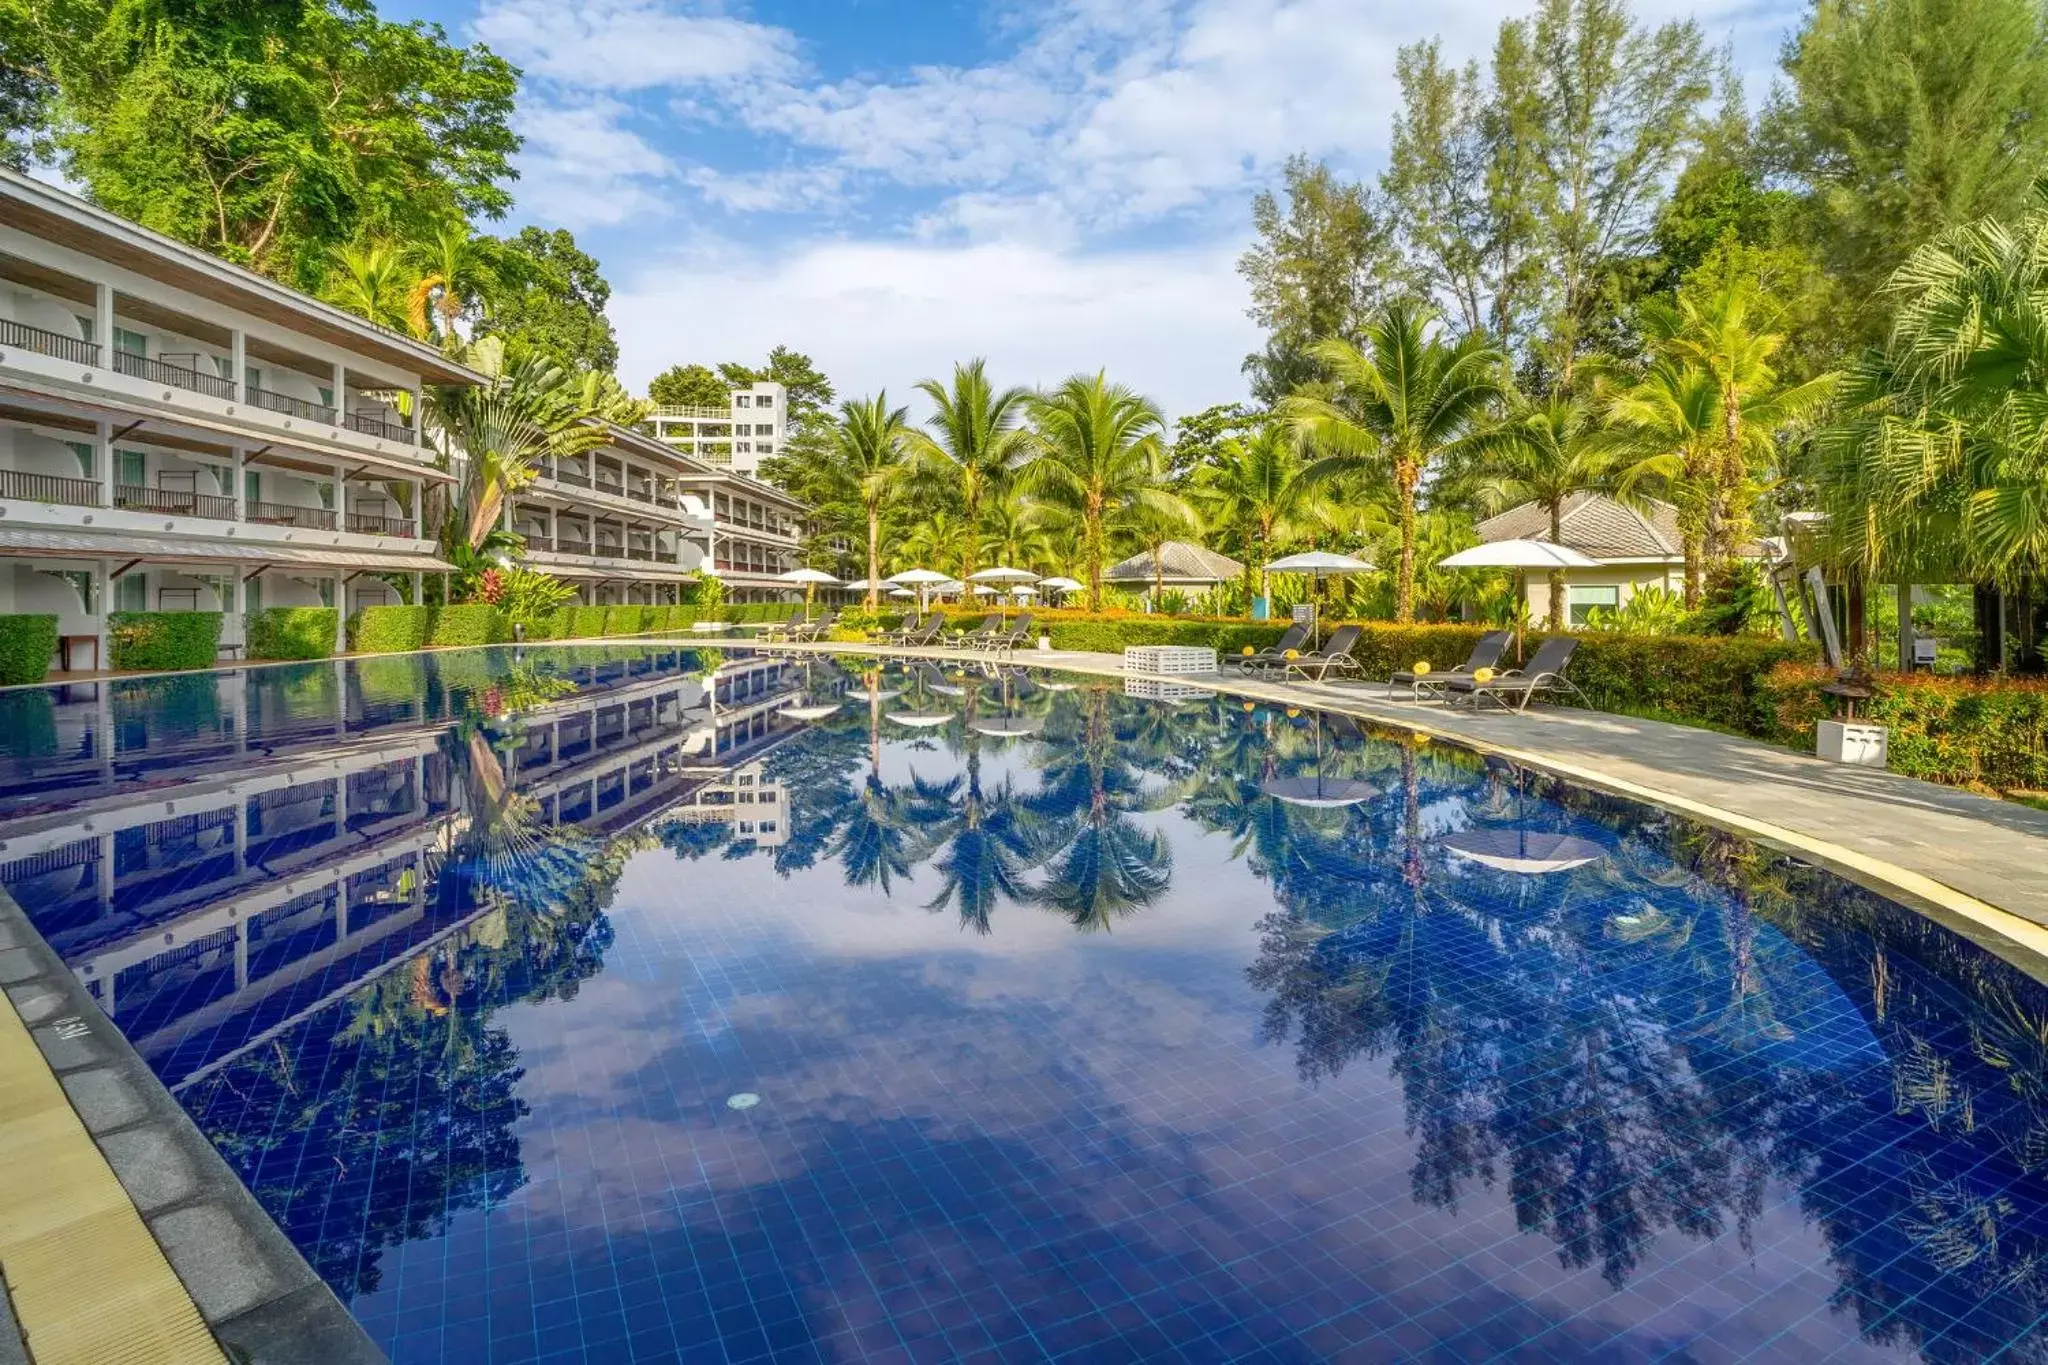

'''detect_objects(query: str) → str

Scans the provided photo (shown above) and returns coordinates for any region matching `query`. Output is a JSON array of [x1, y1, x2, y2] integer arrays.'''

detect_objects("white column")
[[409, 479, 423, 539], [333, 578, 347, 655], [411, 570, 423, 606], [331, 362, 347, 423], [93, 282, 114, 365], [407, 386, 422, 446], [230, 447, 245, 520], [97, 418, 114, 507], [333, 462, 347, 530], [92, 560, 109, 672], [547, 505, 557, 551], [229, 329, 246, 401], [234, 570, 249, 655]]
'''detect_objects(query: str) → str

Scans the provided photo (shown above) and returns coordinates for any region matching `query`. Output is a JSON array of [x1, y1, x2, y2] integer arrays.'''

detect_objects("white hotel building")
[[645, 382, 787, 476], [0, 168, 806, 669]]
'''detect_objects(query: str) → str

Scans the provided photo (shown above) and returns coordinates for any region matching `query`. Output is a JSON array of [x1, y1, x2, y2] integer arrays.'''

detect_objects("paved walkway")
[[754, 641, 2048, 975]]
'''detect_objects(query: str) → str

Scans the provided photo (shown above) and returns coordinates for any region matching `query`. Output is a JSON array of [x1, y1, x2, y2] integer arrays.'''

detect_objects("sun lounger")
[[1236, 623, 1311, 674], [874, 612, 924, 644], [956, 614, 1005, 648], [1284, 625, 1364, 682], [1444, 637, 1585, 712], [1386, 630, 1511, 701], [973, 612, 1034, 655]]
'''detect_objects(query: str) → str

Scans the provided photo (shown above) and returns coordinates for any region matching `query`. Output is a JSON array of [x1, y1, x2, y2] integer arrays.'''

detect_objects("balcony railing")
[[248, 384, 337, 424], [0, 468, 102, 508], [555, 538, 592, 555], [346, 512, 415, 537], [1, 319, 100, 367], [115, 484, 235, 520], [552, 467, 591, 489], [595, 477, 624, 497], [626, 546, 658, 562], [248, 501, 336, 531], [345, 410, 414, 444], [114, 351, 236, 400]]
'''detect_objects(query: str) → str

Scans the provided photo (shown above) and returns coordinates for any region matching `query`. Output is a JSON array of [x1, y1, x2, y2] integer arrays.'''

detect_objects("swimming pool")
[[1, 644, 2042, 1363]]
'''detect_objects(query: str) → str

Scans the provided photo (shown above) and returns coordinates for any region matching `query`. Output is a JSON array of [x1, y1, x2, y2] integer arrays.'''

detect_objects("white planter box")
[[1124, 678, 1216, 702], [1818, 720, 1888, 767], [1035, 635, 1052, 652], [1123, 645, 1217, 676]]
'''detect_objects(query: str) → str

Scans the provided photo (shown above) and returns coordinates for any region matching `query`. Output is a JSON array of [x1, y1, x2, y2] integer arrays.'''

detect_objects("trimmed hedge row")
[[349, 604, 513, 652], [1757, 665, 2048, 795], [0, 614, 57, 686], [246, 607, 338, 661], [109, 611, 222, 672]]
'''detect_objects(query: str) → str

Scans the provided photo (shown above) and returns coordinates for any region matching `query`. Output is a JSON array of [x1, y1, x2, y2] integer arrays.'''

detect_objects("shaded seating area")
[[1444, 637, 1585, 712], [971, 613, 1034, 655]]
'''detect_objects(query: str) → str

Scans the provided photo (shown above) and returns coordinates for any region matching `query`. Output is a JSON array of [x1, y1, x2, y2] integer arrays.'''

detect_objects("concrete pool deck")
[[746, 639, 2048, 976]]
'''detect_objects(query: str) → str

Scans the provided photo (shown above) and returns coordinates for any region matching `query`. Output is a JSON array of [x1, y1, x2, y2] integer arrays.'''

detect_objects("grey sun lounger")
[[1284, 624, 1364, 682], [973, 612, 1034, 655], [787, 611, 837, 643], [1386, 630, 1511, 701], [874, 612, 924, 644], [957, 614, 1005, 648], [1444, 636, 1585, 712], [1237, 623, 1311, 674], [895, 616, 946, 648]]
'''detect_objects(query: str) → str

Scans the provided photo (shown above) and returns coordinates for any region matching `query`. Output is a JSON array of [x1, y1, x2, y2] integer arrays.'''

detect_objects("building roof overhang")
[[0, 169, 484, 386]]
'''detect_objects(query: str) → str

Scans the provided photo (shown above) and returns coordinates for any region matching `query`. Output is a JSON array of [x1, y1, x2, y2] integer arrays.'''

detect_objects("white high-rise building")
[[645, 380, 787, 476]]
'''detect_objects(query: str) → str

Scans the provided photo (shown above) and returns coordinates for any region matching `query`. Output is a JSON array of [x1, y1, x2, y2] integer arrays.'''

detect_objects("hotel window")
[[246, 576, 263, 612], [65, 441, 93, 477], [755, 395, 773, 408], [116, 449, 145, 486], [116, 573, 146, 612], [734, 395, 751, 408], [114, 328, 146, 358], [1567, 584, 1619, 626], [756, 424, 775, 436]]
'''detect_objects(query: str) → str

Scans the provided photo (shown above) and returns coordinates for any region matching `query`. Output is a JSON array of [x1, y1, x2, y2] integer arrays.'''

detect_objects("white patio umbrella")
[[779, 702, 842, 721], [887, 567, 951, 612], [1263, 551, 1375, 646], [969, 717, 1043, 737], [886, 712, 952, 728], [971, 566, 1039, 616], [1039, 576, 1083, 603], [1442, 828, 1605, 875], [1436, 539, 1599, 657], [1260, 775, 1380, 808], [777, 566, 839, 620]]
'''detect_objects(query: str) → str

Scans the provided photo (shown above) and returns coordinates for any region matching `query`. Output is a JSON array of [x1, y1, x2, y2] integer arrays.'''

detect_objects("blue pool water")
[[2, 645, 2045, 1363]]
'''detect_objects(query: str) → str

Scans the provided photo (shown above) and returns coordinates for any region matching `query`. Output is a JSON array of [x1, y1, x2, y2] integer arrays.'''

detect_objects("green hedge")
[[1757, 665, 2048, 795], [245, 607, 337, 661], [349, 603, 510, 651], [428, 604, 511, 647], [0, 614, 57, 686], [109, 611, 222, 672]]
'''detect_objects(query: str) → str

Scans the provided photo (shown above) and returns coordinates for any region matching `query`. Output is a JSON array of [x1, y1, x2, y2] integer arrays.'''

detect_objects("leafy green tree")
[[1237, 155, 1405, 403], [1166, 401, 1260, 484], [36, 0, 517, 287], [907, 359, 1033, 584], [0, 6, 53, 171], [475, 227, 619, 374], [828, 393, 914, 609], [1766, 0, 2048, 342], [1527, 0, 1714, 386], [323, 239, 415, 333], [1282, 303, 1506, 622], [1021, 373, 1193, 609], [647, 363, 730, 409]]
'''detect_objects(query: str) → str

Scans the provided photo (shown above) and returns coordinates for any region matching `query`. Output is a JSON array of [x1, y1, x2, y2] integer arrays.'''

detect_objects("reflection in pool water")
[[2, 645, 2045, 1363]]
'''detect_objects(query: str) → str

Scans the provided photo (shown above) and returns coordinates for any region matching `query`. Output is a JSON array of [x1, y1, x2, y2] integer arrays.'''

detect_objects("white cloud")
[[610, 236, 1261, 418], [511, 100, 679, 230], [473, 0, 798, 90]]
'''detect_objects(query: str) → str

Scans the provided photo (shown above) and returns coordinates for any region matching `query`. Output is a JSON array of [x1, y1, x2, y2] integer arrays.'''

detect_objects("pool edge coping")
[[0, 884, 386, 1365]]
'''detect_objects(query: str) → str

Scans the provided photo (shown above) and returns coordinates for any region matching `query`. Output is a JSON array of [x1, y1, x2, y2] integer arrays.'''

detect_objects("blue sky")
[[388, 0, 1796, 417]]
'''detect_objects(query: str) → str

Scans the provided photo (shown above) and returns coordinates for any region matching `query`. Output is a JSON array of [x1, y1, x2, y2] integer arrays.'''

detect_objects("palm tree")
[[1021, 373, 1193, 610], [1604, 357, 1721, 607], [1192, 424, 1316, 604], [324, 240, 414, 333], [908, 359, 1033, 584], [977, 484, 1057, 576], [407, 223, 497, 349], [1281, 302, 1505, 623], [1815, 188, 2048, 587], [1636, 273, 1833, 575], [1459, 392, 1622, 628], [830, 393, 914, 609]]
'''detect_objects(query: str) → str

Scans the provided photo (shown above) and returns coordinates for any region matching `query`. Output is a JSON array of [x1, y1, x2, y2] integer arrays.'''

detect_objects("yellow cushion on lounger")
[[1473, 667, 1495, 684], [1241, 645, 1256, 656], [1413, 661, 1430, 676], [1284, 649, 1299, 660]]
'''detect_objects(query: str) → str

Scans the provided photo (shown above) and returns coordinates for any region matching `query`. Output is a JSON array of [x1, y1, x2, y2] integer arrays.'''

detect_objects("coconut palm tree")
[[1021, 373, 1194, 610], [977, 484, 1057, 577], [1459, 392, 1624, 628], [1281, 303, 1505, 623], [908, 359, 1033, 584], [407, 223, 498, 350], [1192, 424, 1317, 605], [1603, 358, 1722, 607], [829, 393, 913, 609], [324, 240, 415, 333]]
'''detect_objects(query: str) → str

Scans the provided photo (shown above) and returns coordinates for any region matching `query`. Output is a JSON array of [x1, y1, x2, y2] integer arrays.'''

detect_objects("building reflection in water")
[[0, 647, 808, 1094]]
